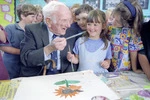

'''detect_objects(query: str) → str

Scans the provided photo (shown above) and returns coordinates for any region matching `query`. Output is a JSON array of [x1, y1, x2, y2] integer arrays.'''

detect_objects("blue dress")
[[73, 37, 112, 74]]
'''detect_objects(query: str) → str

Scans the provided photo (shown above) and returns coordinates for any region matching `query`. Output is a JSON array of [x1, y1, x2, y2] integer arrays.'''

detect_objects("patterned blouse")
[[108, 26, 143, 71]]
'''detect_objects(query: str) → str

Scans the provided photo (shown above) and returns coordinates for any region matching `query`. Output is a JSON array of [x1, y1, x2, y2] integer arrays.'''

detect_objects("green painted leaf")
[[130, 94, 144, 100], [54, 80, 66, 85], [54, 80, 80, 85], [144, 84, 150, 89], [65, 79, 69, 87], [67, 80, 80, 84]]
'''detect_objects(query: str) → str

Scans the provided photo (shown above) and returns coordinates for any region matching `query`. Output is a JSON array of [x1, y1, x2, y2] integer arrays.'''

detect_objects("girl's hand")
[[67, 52, 79, 64], [67, 52, 74, 62], [100, 60, 110, 69]]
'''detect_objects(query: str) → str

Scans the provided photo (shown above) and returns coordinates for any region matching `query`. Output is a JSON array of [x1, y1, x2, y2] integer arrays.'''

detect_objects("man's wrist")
[[44, 45, 55, 56]]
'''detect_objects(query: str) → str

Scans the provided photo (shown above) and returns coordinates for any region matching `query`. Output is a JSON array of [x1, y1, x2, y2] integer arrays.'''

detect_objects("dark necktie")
[[47, 34, 58, 74], [51, 34, 57, 66]]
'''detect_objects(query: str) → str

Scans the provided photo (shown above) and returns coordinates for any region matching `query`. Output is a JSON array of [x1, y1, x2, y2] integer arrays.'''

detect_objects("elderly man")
[[20, 1, 78, 77]]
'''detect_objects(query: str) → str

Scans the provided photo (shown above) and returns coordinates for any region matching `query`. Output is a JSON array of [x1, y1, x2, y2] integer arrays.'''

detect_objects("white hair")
[[42, 1, 67, 23]]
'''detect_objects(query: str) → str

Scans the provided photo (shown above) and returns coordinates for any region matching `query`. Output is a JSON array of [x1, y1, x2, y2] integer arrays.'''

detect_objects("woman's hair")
[[113, 0, 143, 36], [83, 9, 108, 50], [75, 4, 93, 16], [17, 4, 37, 20]]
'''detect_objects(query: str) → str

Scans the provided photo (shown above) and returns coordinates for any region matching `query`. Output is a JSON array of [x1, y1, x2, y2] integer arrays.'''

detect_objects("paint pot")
[[91, 96, 109, 100]]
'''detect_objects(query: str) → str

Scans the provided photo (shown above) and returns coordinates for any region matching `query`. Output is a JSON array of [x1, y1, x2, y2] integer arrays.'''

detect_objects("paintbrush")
[[68, 45, 74, 72], [66, 31, 86, 40]]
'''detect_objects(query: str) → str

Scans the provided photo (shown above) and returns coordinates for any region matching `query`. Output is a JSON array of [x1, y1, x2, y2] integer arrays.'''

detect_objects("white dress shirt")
[[44, 27, 61, 70]]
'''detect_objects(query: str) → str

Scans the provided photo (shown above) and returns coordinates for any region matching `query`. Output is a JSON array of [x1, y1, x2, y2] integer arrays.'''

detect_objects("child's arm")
[[0, 29, 6, 43], [67, 52, 79, 64], [130, 51, 143, 74], [0, 46, 20, 55], [100, 59, 111, 69], [138, 53, 150, 80]]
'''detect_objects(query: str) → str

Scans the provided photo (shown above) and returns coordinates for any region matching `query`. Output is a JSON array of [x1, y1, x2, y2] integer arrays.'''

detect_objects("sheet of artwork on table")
[[13, 70, 120, 100]]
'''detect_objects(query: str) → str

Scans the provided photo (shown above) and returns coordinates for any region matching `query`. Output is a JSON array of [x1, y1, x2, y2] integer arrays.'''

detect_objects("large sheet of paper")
[[14, 70, 120, 100]]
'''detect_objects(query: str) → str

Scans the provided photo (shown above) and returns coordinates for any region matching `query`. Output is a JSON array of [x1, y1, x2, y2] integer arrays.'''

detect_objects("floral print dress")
[[108, 26, 143, 71]]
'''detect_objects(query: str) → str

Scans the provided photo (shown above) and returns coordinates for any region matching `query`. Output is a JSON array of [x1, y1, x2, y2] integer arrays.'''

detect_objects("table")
[[0, 71, 150, 100]]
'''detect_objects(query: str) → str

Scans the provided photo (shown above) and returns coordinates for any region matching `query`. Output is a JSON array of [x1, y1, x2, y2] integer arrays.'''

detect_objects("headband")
[[123, 0, 136, 18]]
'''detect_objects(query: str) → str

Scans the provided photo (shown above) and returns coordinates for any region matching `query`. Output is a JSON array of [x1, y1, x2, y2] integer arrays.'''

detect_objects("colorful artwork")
[[99, 71, 150, 100], [91, 96, 109, 100], [1, 4, 10, 12], [0, 0, 14, 27], [54, 80, 82, 98], [0, 80, 21, 100], [5, 0, 12, 4], [4, 13, 13, 23]]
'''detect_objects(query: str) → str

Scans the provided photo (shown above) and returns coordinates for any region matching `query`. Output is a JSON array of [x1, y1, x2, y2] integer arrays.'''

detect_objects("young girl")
[[64, 4, 93, 72], [67, 9, 112, 74], [108, 0, 143, 73]]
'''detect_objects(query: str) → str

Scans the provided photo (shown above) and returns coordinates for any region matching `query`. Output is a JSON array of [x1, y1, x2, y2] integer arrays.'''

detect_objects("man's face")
[[48, 6, 72, 35]]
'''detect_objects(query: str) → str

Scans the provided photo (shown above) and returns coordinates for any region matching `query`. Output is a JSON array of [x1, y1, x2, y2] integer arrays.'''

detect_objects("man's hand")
[[51, 37, 66, 51], [44, 37, 67, 56]]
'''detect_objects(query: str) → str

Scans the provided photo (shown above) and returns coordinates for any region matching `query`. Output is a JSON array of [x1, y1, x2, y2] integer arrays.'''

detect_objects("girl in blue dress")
[[67, 9, 112, 74]]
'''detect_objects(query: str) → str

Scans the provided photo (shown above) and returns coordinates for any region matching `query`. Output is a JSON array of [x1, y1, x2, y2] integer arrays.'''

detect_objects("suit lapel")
[[40, 22, 49, 46]]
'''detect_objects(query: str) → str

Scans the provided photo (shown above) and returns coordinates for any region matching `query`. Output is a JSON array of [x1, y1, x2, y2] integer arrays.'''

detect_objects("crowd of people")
[[0, 0, 150, 81]]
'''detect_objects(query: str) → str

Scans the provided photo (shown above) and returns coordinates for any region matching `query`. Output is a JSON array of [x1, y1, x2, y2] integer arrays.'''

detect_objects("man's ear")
[[46, 18, 52, 27]]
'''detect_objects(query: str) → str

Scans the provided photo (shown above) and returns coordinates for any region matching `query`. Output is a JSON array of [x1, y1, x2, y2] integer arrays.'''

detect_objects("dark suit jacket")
[[20, 22, 79, 77]]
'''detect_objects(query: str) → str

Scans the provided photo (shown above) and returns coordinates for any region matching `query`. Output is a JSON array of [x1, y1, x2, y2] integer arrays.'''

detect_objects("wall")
[[0, 0, 150, 27], [15, 0, 150, 15], [15, 0, 150, 21]]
